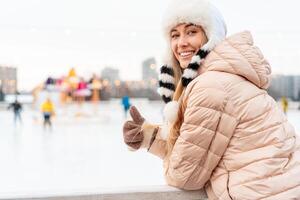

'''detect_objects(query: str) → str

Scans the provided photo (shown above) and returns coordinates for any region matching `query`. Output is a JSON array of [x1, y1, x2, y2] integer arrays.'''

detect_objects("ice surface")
[[0, 99, 299, 198], [0, 99, 165, 197]]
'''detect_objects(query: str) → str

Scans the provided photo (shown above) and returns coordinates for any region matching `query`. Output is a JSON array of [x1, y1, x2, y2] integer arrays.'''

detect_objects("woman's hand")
[[123, 106, 159, 151], [123, 106, 145, 150]]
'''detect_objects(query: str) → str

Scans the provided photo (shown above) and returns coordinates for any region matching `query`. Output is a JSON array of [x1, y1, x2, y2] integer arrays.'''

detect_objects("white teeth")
[[179, 51, 193, 57]]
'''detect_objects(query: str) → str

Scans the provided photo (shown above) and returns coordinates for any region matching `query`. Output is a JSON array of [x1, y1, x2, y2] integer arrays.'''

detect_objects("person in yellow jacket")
[[281, 96, 289, 114], [41, 98, 55, 130]]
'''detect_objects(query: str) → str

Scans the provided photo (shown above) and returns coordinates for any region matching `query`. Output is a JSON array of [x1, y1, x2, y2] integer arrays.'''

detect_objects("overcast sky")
[[0, 0, 300, 90]]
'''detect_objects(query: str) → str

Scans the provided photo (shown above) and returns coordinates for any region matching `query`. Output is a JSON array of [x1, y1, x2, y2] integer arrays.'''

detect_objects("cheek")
[[195, 32, 207, 49], [170, 42, 178, 58], [171, 42, 176, 54], [191, 37, 204, 50]]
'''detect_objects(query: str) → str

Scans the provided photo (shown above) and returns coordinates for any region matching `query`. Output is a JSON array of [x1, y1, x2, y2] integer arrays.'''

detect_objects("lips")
[[178, 51, 195, 58]]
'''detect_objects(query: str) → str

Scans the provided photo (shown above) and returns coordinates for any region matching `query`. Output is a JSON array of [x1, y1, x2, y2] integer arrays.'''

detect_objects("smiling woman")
[[170, 24, 207, 69], [123, 0, 300, 199]]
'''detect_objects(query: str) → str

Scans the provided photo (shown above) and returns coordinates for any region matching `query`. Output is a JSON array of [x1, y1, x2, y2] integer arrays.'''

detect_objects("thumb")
[[129, 106, 145, 125]]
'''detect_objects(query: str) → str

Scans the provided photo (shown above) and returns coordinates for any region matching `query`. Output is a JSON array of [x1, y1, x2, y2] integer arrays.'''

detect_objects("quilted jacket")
[[149, 31, 300, 200]]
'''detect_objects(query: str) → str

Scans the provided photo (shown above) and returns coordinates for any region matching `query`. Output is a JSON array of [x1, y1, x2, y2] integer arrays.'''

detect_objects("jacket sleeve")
[[163, 84, 234, 190], [148, 133, 167, 159]]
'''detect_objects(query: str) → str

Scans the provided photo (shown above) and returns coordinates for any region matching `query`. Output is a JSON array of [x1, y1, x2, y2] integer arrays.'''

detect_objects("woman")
[[123, 0, 300, 199]]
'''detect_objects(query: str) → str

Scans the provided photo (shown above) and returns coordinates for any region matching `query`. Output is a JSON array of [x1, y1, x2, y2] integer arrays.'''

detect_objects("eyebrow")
[[185, 24, 196, 28], [170, 24, 197, 33]]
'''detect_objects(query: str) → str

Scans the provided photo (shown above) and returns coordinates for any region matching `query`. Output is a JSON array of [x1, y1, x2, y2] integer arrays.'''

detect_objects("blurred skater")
[[281, 96, 288, 115], [7, 99, 23, 125], [41, 98, 55, 130], [121, 95, 131, 118]]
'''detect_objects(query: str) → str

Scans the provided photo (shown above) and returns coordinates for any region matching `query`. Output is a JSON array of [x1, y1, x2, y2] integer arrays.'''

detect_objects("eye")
[[171, 33, 179, 39], [187, 30, 197, 35]]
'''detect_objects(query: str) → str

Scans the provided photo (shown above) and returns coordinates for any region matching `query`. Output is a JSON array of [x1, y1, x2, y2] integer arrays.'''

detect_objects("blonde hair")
[[166, 81, 184, 156], [166, 57, 185, 156]]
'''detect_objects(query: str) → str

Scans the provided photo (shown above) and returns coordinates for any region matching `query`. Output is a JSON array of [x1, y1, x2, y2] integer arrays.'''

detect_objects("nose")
[[177, 35, 188, 48]]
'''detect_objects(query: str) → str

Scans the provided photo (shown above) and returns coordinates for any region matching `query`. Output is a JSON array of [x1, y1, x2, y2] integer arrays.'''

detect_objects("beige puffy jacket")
[[149, 31, 300, 200]]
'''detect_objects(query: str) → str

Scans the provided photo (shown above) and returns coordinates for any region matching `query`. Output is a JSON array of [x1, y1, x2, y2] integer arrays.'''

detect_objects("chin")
[[178, 58, 192, 69], [180, 62, 189, 69]]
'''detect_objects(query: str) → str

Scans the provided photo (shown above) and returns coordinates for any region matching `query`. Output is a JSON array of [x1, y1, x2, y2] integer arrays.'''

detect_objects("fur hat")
[[157, 0, 227, 103]]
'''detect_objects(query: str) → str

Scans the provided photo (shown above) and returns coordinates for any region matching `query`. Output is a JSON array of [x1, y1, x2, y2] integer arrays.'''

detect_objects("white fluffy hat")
[[158, 0, 227, 103], [162, 0, 227, 51]]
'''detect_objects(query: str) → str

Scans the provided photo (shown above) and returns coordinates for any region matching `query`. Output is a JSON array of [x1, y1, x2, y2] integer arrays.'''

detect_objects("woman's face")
[[170, 23, 207, 69]]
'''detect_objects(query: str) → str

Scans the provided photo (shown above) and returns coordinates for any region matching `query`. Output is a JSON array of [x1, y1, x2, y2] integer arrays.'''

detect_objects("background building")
[[101, 67, 120, 83], [0, 80, 4, 101], [142, 57, 158, 81], [268, 75, 300, 101], [0, 66, 17, 96]]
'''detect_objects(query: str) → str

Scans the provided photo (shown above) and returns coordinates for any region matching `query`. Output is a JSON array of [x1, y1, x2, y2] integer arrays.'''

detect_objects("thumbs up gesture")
[[123, 106, 145, 150], [129, 106, 145, 125], [123, 106, 159, 151]]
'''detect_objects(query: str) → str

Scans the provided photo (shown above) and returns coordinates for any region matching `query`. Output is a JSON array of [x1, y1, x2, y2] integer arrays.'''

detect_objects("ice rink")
[[0, 99, 166, 198], [0, 99, 299, 198]]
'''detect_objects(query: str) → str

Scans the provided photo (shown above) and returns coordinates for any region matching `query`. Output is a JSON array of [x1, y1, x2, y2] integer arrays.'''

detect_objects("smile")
[[179, 51, 194, 58]]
